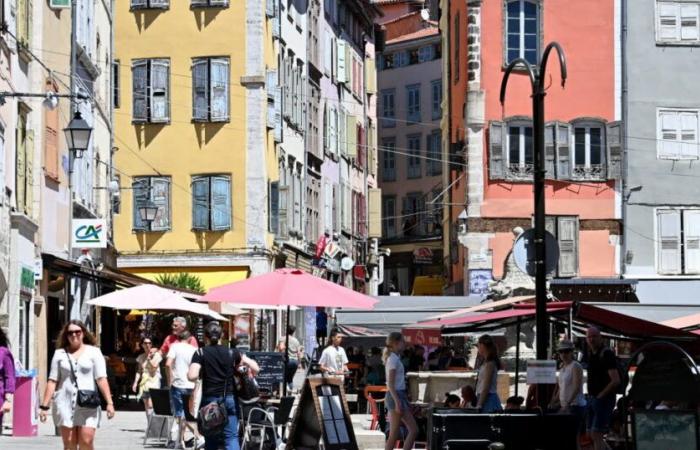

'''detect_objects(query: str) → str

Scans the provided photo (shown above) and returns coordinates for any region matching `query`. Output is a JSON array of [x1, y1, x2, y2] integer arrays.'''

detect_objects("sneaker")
[[195, 437, 206, 449]]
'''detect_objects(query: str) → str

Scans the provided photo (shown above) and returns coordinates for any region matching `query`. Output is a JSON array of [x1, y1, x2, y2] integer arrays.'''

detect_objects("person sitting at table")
[[365, 347, 385, 385], [505, 396, 525, 411], [444, 393, 461, 408], [460, 385, 476, 408]]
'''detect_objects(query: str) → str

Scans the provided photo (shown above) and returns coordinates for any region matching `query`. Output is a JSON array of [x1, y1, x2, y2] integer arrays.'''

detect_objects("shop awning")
[[125, 266, 249, 292], [425, 302, 572, 331], [335, 324, 386, 338], [424, 295, 535, 321], [403, 327, 443, 347], [662, 312, 700, 330]]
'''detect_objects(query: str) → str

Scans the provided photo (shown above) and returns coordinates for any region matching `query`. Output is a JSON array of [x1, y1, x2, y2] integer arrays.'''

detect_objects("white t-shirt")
[[385, 353, 406, 391], [319, 345, 348, 374], [167, 342, 197, 389]]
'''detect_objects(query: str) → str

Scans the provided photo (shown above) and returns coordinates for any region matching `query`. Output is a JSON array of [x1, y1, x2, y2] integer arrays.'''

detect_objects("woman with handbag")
[[187, 321, 259, 450], [39, 320, 115, 449]]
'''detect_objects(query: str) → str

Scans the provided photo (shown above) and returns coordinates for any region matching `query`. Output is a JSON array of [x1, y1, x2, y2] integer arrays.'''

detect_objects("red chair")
[[363, 386, 387, 431]]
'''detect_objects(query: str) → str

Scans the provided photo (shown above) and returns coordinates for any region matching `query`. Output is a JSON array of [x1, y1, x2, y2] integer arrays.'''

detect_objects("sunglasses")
[[143, 341, 153, 345], [558, 348, 573, 353], [67, 330, 83, 336]]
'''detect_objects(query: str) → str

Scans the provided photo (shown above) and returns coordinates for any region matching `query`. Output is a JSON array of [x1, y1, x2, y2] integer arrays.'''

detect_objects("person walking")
[[0, 326, 16, 433], [284, 326, 302, 391], [551, 339, 586, 448], [187, 322, 259, 450], [132, 337, 162, 420], [475, 334, 503, 413], [161, 317, 199, 357], [383, 332, 417, 450], [166, 330, 201, 449], [39, 320, 115, 450], [586, 326, 620, 450], [319, 329, 348, 375]]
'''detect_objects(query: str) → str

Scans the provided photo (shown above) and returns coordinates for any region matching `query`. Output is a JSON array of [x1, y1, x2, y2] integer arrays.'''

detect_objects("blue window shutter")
[[132, 178, 149, 231], [192, 59, 209, 121], [192, 176, 210, 230], [210, 58, 230, 122], [132, 60, 148, 122], [150, 177, 171, 231], [211, 176, 231, 230]]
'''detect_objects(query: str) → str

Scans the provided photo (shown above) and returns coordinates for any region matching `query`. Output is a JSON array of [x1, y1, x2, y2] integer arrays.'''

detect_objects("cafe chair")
[[363, 386, 387, 431], [144, 388, 174, 447], [242, 396, 296, 450]]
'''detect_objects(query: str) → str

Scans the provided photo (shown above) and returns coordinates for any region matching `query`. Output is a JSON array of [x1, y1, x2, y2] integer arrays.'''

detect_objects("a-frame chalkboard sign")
[[285, 376, 358, 450]]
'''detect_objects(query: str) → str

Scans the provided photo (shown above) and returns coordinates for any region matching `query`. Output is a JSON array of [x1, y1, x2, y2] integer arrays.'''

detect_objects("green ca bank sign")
[[72, 219, 108, 249]]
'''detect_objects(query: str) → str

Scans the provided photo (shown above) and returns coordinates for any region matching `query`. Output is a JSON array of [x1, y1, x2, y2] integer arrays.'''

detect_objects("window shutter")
[[489, 121, 505, 180], [293, 174, 301, 233], [211, 176, 232, 230], [192, 59, 209, 121], [191, 0, 209, 6], [606, 121, 623, 179], [269, 181, 279, 233], [150, 0, 169, 8], [209, 0, 229, 6], [544, 122, 556, 178], [659, 3, 680, 41], [27, 0, 33, 48], [132, 60, 148, 122], [369, 121, 377, 176], [150, 60, 170, 122], [151, 177, 171, 231], [17, 0, 26, 44], [557, 216, 579, 277], [556, 122, 571, 180], [658, 209, 682, 274], [659, 111, 680, 159], [329, 107, 338, 156], [324, 181, 332, 234], [683, 210, 700, 274], [365, 58, 376, 94], [192, 176, 210, 230], [272, 4, 280, 38], [278, 185, 289, 238], [273, 83, 282, 142], [344, 183, 352, 232], [266, 0, 275, 17], [132, 178, 149, 231], [680, 112, 698, 159], [332, 183, 339, 231], [336, 40, 347, 84], [681, 4, 699, 40], [346, 115, 357, 158], [25, 129, 34, 217], [266, 70, 277, 128], [16, 124, 26, 213], [210, 58, 229, 121], [338, 108, 346, 157], [544, 215, 556, 236], [131, 0, 147, 8]]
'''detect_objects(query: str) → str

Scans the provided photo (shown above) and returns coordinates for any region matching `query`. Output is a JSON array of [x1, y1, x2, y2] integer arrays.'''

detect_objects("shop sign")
[[33, 258, 43, 281], [20, 265, 34, 293], [72, 219, 107, 248], [413, 247, 434, 265]]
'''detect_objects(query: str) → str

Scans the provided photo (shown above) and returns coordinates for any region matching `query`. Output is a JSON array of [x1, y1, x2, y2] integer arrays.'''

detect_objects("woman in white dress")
[[39, 320, 115, 449]]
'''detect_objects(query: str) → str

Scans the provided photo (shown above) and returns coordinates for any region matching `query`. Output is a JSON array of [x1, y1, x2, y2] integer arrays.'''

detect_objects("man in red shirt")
[[160, 317, 198, 356]]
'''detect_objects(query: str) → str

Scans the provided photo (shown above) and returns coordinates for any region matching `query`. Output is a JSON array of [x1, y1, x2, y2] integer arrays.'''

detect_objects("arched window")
[[505, 0, 540, 65]]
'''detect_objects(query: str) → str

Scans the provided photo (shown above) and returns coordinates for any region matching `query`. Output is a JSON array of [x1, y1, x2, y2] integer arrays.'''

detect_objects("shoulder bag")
[[197, 348, 229, 437], [66, 350, 102, 409]]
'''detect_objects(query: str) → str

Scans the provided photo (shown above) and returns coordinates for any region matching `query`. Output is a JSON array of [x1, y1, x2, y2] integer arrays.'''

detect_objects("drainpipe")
[[444, 0, 453, 293], [621, 0, 629, 276]]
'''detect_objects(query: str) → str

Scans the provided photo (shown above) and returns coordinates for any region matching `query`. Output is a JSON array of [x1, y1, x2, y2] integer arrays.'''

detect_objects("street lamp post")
[[499, 43, 567, 408]]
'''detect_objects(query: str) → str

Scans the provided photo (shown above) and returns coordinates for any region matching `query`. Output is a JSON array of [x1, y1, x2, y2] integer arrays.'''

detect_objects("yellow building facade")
[[114, 1, 278, 288]]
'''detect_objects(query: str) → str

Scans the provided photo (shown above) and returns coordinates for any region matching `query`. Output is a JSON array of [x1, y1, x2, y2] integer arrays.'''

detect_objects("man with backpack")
[[585, 326, 621, 450]]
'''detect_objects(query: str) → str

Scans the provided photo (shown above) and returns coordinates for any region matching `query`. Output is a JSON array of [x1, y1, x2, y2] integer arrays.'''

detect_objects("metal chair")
[[144, 388, 173, 447], [242, 396, 295, 450]]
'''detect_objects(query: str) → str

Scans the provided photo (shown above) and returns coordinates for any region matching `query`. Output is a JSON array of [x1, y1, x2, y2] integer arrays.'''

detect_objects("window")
[[44, 79, 59, 182], [0, 126, 4, 207], [381, 89, 395, 128], [383, 196, 396, 238], [192, 57, 230, 122], [191, 0, 229, 7], [306, 178, 320, 242], [130, 0, 169, 9], [191, 175, 232, 231], [406, 84, 421, 124], [132, 59, 170, 123], [658, 109, 699, 159], [657, 1, 700, 43], [394, 51, 408, 68], [113, 61, 120, 109], [269, 181, 279, 234], [132, 176, 171, 231], [454, 12, 460, 81], [407, 134, 422, 179], [419, 45, 435, 63], [657, 209, 700, 275], [431, 79, 442, 120], [505, 0, 539, 64], [507, 123, 534, 176], [15, 107, 32, 216], [402, 192, 425, 236], [572, 123, 605, 179], [545, 216, 579, 277], [427, 131, 442, 176], [16, 0, 32, 48], [382, 138, 396, 181]]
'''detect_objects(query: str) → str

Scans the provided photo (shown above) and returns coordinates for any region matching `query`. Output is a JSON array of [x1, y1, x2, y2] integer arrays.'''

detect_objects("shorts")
[[316, 328, 328, 339], [170, 386, 193, 418], [385, 390, 411, 412], [587, 395, 615, 433]]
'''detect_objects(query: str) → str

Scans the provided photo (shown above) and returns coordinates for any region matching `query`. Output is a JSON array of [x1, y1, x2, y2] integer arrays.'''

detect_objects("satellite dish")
[[341, 257, 354, 272], [512, 228, 559, 277], [420, 8, 430, 21]]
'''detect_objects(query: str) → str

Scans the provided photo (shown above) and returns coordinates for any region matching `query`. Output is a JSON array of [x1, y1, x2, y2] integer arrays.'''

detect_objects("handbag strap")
[[65, 350, 79, 388]]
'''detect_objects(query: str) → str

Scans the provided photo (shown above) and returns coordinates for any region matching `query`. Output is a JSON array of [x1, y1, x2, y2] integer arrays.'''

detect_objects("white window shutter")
[[557, 216, 579, 277], [273, 84, 282, 142], [658, 3, 680, 41], [266, 70, 277, 128], [680, 4, 699, 40], [658, 209, 682, 274], [336, 40, 347, 84], [680, 112, 698, 159], [324, 181, 332, 234], [683, 210, 700, 274], [556, 122, 572, 180], [329, 107, 338, 156], [150, 59, 170, 122], [266, 0, 275, 17], [338, 108, 346, 157], [192, 59, 209, 121], [659, 111, 680, 159], [210, 58, 230, 121], [489, 121, 505, 179], [544, 122, 556, 178], [278, 185, 289, 238], [606, 121, 623, 179]]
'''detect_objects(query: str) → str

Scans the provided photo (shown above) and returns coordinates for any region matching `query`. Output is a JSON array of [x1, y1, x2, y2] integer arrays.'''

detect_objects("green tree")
[[155, 272, 206, 294]]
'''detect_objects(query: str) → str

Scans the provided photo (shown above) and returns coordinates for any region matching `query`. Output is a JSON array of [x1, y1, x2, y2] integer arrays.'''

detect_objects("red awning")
[[420, 302, 571, 329], [403, 327, 442, 346]]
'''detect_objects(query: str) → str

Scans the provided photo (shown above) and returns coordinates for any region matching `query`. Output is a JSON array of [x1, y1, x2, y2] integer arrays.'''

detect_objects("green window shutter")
[[192, 59, 209, 121], [211, 175, 231, 231], [192, 176, 210, 230]]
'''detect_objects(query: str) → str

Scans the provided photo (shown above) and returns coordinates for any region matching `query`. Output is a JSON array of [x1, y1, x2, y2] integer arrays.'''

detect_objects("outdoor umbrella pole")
[[515, 318, 521, 398], [283, 304, 291, 397], [259, 309, 264, 351]]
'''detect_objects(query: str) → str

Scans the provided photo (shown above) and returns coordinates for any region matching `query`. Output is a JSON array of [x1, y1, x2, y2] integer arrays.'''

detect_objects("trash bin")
[[12, 369, 38, 437]]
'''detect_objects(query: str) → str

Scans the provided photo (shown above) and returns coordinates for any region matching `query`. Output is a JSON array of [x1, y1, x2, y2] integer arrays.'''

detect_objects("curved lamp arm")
[[499, 58, 537, 105], [538, 42, 567, 92]]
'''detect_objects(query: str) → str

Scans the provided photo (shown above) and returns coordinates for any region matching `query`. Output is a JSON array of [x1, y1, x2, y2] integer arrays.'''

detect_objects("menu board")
[[246, 352, 285, 392]]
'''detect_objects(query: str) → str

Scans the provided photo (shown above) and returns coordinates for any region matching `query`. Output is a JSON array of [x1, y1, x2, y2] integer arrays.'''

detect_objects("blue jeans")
[[170, 387, 192, 418], [477, 393, 503, 413], [202, 395, 239, 450], [587, 395, 615, 434], [285, 359, 299, 386]]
